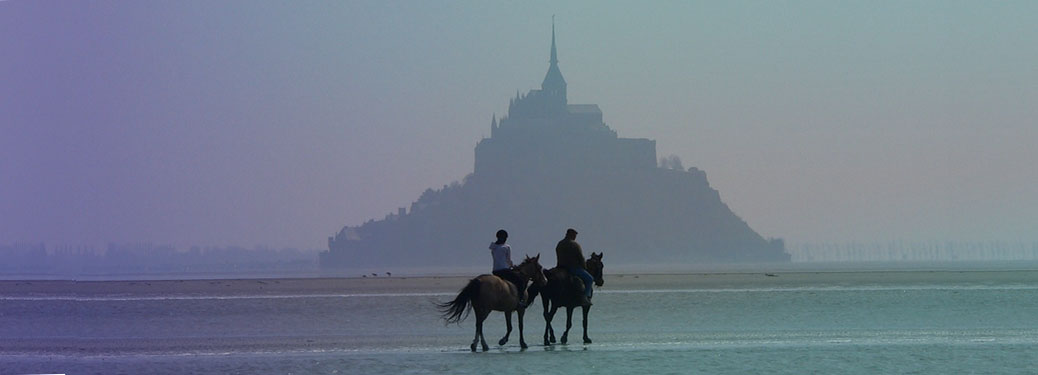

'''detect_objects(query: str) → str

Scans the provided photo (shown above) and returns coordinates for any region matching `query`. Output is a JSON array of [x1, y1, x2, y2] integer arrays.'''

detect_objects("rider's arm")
[[506, 246, 514, 267]]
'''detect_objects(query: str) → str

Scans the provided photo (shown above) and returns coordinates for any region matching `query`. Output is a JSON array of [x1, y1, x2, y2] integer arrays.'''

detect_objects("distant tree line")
[[659, 155, 684, 170], [790, 241, 1038, 262], [0, 242, 319, 276]]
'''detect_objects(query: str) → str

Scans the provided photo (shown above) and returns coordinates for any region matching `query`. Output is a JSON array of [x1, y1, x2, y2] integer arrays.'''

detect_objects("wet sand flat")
[[6, 269, 1038, 374]]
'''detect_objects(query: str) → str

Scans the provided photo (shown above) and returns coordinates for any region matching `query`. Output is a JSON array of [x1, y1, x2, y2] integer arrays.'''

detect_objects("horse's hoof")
[[498, 338, 507, 346], [482, 345, 489, 352], [470, 344, 477, 352], [520, 342, 528, 349], [584, 338, 592, 344], [561, 337, 568, 344], [544, 339, 551, 346]]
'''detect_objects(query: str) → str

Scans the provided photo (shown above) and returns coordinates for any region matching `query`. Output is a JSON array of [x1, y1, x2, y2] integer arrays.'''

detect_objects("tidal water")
[[5, 270, 1038, 374]]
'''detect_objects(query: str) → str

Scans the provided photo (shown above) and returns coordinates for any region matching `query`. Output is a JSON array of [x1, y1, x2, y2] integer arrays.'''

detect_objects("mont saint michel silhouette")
[[321, 26, 789, 269]]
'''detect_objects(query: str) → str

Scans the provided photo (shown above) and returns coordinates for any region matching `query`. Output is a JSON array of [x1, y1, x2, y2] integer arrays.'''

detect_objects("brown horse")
[[438, 254, 548, 351], [529, 252, 604, 345]]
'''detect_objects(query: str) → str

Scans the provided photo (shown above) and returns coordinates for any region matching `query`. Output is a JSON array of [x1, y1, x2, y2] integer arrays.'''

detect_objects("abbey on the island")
[[321, 25, 789, 269], [475, 24, 656, 177]]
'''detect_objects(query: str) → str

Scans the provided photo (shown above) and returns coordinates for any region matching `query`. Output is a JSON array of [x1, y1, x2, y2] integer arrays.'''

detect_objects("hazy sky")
[[3, 1, 1036, 250]]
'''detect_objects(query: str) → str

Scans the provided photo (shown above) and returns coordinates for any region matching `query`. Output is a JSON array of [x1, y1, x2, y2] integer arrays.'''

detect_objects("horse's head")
[[518, 254, 548, 287], [586, 252, 605, 287]]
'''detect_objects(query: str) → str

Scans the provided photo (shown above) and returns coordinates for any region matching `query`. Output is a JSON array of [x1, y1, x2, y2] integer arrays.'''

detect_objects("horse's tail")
[[437, 277, 480, 325]]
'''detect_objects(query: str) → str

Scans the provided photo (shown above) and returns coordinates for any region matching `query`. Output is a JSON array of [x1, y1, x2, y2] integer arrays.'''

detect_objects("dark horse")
[[438, 255, 548, 351], [529, 252, 604, 345]]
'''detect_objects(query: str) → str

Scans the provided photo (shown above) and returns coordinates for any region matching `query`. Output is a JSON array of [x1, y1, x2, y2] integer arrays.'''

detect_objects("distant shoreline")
[[6, 259, 1038, 283], [6, 268, 1038, 298]]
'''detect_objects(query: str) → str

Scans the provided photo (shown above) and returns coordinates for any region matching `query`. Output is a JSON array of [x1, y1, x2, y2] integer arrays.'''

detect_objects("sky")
[[2, 1, 1036, 250]]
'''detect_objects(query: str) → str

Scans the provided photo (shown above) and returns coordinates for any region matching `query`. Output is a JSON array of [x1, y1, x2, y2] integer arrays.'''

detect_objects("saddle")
[[547, 267, 585, 298]]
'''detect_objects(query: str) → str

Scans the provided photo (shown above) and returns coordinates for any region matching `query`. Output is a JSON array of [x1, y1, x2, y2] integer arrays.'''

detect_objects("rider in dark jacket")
[[555, 228, 593, 307]]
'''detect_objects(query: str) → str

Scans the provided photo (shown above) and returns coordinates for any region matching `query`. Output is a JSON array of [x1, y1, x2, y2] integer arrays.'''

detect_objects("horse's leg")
[[561, 306, 574, 344], [479, 309, 491, 352], [473, 307, 490, 352], [582, 305, 592, 344], [471, 308, 483, 352], [517, 307, 528, 349], [498, 310, 512, 346], [543, 301, 558, 346], [543, 297, 557, 344]]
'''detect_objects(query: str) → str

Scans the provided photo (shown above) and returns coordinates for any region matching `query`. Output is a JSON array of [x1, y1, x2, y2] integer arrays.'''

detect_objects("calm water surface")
[[5, 270, 1038, 374]]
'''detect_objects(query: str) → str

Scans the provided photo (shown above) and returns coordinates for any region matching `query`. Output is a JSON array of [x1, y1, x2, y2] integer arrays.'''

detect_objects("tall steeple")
[[541, 16, 567, 103], [550, 17, 558, 66]]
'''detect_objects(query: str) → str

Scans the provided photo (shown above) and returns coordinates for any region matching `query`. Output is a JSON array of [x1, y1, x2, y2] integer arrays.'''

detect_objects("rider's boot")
[[578, 294, 592, 307]]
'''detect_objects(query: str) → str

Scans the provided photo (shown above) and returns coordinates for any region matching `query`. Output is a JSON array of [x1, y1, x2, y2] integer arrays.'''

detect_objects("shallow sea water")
[[5, 270, 1038, 374]]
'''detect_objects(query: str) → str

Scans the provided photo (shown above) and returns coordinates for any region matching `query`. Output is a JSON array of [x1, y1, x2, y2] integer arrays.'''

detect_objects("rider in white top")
[[489, 229, 527, 307], [490, 241, 513, 271]]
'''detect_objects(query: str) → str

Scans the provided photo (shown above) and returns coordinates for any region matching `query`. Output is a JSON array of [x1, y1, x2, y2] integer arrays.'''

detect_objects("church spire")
[[541, 16, 567, 103], [550, 15, 558, 65]]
